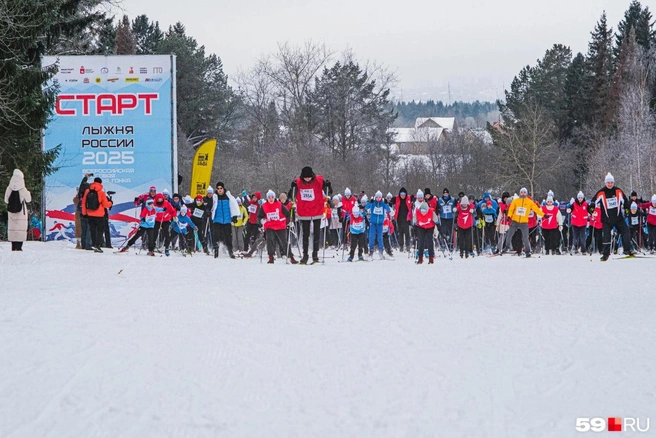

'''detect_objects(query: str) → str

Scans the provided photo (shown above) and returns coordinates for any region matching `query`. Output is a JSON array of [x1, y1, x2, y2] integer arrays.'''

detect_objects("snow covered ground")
[[1, 241, 655, 437]]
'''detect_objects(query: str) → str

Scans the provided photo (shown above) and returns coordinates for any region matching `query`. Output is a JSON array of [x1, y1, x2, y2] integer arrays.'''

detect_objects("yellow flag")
[[190, 139, 217, 197]]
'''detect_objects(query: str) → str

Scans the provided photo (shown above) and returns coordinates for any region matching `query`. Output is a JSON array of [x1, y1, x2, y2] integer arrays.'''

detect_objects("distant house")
[[388, 117, 455, 155]]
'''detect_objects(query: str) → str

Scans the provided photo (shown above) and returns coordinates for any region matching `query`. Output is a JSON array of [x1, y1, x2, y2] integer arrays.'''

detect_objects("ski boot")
[[165, 248, 170, 257], [347, 256, 353, 262], [417, 255, 423, 264], [358, 255, 365, 261], [93, 247, 103, 253], [229, 250, 236, 259], [267, 255, 274, 264], [428, 256, 434, 264], [299, 254, 309, 265], [119, 246, 130, 253], [289, 256, 298, 264], [526, 253, 531, 258], [214, 247, 219, 258], [148, 251, 155, 257]]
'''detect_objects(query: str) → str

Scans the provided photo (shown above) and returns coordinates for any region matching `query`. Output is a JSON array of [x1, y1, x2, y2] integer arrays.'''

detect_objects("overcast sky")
[[124, 0, 630, 102]]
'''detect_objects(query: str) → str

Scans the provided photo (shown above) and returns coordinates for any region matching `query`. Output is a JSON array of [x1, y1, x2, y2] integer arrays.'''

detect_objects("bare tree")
[[492, 102, 564, 197]]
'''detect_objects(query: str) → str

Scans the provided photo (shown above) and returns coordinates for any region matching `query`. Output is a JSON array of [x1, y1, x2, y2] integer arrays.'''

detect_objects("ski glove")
[[231, 216, 238, 224], [290, 181, 298, 190]]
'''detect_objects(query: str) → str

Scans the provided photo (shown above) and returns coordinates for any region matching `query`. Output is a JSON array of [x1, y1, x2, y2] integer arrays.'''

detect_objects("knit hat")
[[605, 173, 614, 183], [183, 195, 193, 204], [520, 187, 528, 195], [546, 196, 554, 203], [375, 190, 383, 199], [300, 166, 314, 178], [93, 177, 102, 183], [419, 202, 429, 213], [630, 202, 638, 210], [195, 195, 203, 202], [361, 194, 368, 203], [236, 197, 242, 204], [180, 205, 188, 215], [149, 186, 156, 191], [386, 192, 393, 199], [443, 188, 449, 194], [215, 181, 225, 189], [207, 187, 214, 194], [163, 188, 170, 195], [155, 194, 164, 204], [344, 188, 351, 196], [461, 196, 469, 205], [416, 189, 424, 198], [352, 205, 360, 216], [631, 190, 637, 197], [337, 194, 342, 201], [332, 195, 340, 202], [501, 191, 510, 200], [547, 190, 554, 198], [253, 191, 261, 199], [399, 187, 407, 195], [424, 188, 432, 196], [577, 191, 584, 199], [652, 194, 656, 203], [146, 198, 155, 205], [266, 190, 275, 198]]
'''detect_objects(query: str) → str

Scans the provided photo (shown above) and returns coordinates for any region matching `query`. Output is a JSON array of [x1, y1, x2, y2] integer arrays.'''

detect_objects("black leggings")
[[300, 218, 322, 257]]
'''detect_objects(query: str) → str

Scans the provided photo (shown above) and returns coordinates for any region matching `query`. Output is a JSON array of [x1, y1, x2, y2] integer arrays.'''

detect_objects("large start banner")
[[42, 55, 177, 245]]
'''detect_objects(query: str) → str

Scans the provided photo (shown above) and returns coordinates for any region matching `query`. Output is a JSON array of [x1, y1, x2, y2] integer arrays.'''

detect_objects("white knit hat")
[[266, 190, 275, 198], [461, 196, 470, 205], [520, 187, 528, 195], [630, 202, 638, 210], [546, 196, 553, 203], [605, 172, 614, 183], [416, 189, 424, 198], [344, 188, 351, 196], [375, 190, 383, 199], [652, 194, 656, 203], [577, 191, 584, 199]]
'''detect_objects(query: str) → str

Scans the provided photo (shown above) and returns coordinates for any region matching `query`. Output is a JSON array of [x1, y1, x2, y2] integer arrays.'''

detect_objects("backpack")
[[7, 190, 22, 213], [85, 188, 100, 210]]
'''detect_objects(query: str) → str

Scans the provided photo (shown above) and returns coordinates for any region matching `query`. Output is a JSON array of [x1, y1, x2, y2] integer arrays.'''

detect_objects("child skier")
[[541, 196, 563, 255], [456, 196, 475, 258], [257, 190, 298, 264], [567, 192, 589, 255], [119, 198, 158, 255], [414, 201, 439, 264], [347, 206, 367, 261], [170, 205, 198, 255], [365, 191, 391, 259]]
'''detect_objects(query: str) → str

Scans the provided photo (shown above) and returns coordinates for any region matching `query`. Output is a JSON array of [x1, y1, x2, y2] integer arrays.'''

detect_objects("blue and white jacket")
[[438, 196, 457, 219], [172, 213, 197, 235], [365, 199, 390, 225]]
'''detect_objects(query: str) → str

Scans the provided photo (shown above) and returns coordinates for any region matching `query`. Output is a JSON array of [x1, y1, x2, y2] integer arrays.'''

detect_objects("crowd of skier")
[[77, 166, 656, 263]]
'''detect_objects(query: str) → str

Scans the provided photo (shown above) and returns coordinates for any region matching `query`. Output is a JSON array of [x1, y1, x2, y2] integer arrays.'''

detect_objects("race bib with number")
[[650, 207, 656, 216], [351, 222, 364, 232], [516, 207, 527, 217], [383, 225, 389, 233], [300, 189, 315, 201], [373, 206, 383, 215], [179, 222, 188, 230], [606, 197, 618, 209], [193, 208, 204, 218], [331, 209, 339, 218], [631, 216, 639, 225], [266, 211, 280, 221], [145, 215, 155, 225], [485, 214, 494, 223], [248, 204, 257, 213], [443, 205, 452, 214]]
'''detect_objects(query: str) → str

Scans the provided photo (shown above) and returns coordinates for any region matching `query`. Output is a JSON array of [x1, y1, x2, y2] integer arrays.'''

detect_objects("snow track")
[[1, 241, 654, 437]]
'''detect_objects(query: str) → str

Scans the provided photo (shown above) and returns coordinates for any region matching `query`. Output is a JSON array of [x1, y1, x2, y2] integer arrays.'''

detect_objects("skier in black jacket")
[[592, 173, 635, 261]]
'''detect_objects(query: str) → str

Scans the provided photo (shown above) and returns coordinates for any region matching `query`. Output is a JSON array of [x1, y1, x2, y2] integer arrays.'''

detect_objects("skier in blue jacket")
[[477, 192, 499, 251], [365, 191, 391, 258], [438, 188, 457, 250]]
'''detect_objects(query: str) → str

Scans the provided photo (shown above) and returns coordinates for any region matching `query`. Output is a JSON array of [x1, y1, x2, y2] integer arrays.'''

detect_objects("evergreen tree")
[[586, 12, 614, 129], [115, 15, 137, 55], [311, 60, 396, 160], [615, 1, 655, 59], [131, 15, 163, 55]]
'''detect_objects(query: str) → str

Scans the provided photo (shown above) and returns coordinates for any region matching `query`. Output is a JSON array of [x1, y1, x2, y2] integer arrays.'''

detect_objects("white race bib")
[[300, 189, 315, 201], [351, 222, 364, 231], [606, 197, 618, 209], [331, 209, 339, 218], [485, 214, 494, 223], [248, 204, 257, 213], [650, 207, 656, 216], [179, 222, 188, 230], [443, 205, 452, 214], [145, 215, 155, 224], [631, 216, 639, 225], [516, 207, 527, 217], [266, 211, 280, 221], [193, 208, 204, 218], [373, 206, 383, 215], [383, 225, 389, 233]]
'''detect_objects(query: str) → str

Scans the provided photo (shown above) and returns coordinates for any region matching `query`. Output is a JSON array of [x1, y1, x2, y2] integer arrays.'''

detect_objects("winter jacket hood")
[[8, 169, 26, 191]]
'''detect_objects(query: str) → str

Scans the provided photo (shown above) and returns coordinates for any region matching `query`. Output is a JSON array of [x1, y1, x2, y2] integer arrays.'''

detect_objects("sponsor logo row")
[[59, 66, 165, 75], [59, 77, 163, 84]]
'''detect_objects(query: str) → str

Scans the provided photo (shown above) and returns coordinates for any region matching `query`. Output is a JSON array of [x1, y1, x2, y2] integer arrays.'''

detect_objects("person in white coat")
[[4, 169, 32, 251]]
